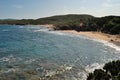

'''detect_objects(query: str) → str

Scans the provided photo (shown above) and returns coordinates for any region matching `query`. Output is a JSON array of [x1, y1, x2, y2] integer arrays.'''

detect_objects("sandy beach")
[[39, 24, 55, 28], [60, 30, 120, 46]]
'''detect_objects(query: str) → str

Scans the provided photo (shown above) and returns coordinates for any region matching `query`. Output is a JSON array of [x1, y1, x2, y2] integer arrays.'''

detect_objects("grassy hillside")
[[35, 14, 95, 24]]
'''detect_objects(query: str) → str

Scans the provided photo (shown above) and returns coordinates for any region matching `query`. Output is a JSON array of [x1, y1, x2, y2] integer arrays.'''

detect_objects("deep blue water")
[[0, 25, 120, 80]]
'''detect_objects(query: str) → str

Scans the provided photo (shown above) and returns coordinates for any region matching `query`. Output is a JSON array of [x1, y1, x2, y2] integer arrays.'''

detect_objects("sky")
[[0, 0, 120, 19]]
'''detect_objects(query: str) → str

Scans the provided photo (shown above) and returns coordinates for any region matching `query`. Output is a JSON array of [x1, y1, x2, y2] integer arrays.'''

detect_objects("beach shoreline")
[[27, 24, 120, 47], [59, 30, 120, 46]]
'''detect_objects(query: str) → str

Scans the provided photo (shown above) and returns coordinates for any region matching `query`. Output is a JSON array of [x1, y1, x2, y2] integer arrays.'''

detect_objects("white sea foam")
[[33, 29, 49, 32], [90, 38, 120, 52], [85, 63, 104, 73], [77, 63, 104, 80], [78, 71, 88, 80], [49, 31, 67, 36], [25, 59, 36, 64], [48, 31, 87, 37], [0, 55, 16, 62], [0, 57, 10, 62], [33, 29, 74, 36]]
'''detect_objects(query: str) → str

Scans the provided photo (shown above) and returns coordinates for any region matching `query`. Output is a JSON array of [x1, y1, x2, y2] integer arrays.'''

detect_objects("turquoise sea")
[[0, 25, 120, 80]]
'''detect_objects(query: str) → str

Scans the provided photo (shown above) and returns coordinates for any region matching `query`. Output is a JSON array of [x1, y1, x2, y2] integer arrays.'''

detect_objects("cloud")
[[102, 3, 113, 8], [12, 5, 23, 9]]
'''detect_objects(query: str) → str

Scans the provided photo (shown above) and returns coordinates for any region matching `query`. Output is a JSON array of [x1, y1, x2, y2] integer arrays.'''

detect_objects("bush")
[[87, 60, 120, 80]]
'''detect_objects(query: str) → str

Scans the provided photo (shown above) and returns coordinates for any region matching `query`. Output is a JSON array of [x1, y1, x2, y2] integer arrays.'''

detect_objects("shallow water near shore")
[[0, 25, 120, 80]]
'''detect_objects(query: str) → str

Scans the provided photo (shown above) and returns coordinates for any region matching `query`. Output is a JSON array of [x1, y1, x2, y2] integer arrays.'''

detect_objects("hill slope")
[[0, 14, 120, 35], [35, 14, 95, 24]]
